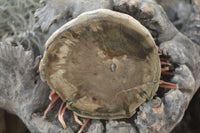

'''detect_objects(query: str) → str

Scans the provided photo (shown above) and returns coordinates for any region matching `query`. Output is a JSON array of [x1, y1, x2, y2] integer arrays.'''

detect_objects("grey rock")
[[135, 98, 165, 133], [172, 65, 195, 100], [135, 90, 186, 133], [161, 90, 186, 132], [160, 32, 200, 91], [182, 0, 200, 44], [0, 44, 72, 133], [156, 0, 192, 27], [106, 121, 137, 133], [35, 0, 113, 32], [87, 120, 104, 133]]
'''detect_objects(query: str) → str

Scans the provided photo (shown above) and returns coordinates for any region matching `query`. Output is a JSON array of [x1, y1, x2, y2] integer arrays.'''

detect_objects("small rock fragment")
[[106, 120, 137, 133], [87, 120, 104, 133]]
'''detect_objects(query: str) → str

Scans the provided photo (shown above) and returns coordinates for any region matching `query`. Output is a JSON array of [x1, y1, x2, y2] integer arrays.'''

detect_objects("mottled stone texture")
[[0, 0, 200, 133], [35, 0, 113, 32], [182, 0, 200, 45], [106, 121, 137, 133], [87, 120, 104, 133], [0, 44, 73, 133]]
